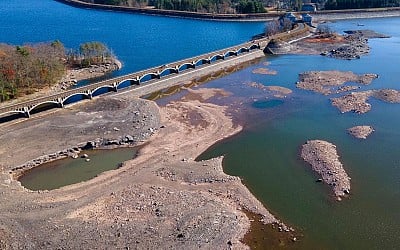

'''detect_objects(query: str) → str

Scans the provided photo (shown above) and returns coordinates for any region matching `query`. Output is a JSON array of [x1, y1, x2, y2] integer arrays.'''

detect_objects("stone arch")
[[209, 54, 224, 62], [116, 79, 139, 90], [160, 67, 179, 77], [91, 85, 116, 97], [178, 63, 195, 72], [236, 47, 249, 54], [29, 101, 61, 114], [194, 58, 210, 67], [62, 93, 90, 106], [139, 72, 160, 83], [224, 51, 237, 58], [249, 44, 260, 50]]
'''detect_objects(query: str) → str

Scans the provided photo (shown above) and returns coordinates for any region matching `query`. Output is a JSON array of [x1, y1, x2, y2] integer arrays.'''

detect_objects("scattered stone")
[[85, 159, 91, 162], [301, 140, 351, 199], [331, 91, 373, 113], [81, 154, 89, 158], [347, 126, 374, 139], [331, 89, 400, 114], [296, 71, 377, 95]]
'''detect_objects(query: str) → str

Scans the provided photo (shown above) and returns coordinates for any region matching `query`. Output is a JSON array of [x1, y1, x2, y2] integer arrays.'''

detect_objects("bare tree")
[[265, 20, 280, 36]]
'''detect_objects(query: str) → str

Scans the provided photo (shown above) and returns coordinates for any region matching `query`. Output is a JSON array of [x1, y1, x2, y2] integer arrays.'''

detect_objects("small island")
[[347, 126, 374, 139], [301, 140, 351, 200]]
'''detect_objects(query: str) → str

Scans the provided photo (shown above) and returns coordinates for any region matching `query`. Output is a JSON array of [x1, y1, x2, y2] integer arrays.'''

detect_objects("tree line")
[[84, 0, 266, 14], [325, 0, 400, 9], [0, 41, 114, 102]]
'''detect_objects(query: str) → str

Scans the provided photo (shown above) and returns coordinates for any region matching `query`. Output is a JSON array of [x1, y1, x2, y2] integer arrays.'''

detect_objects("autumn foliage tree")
[[0, 42, 66, 101], [0, 41, 115, 102]]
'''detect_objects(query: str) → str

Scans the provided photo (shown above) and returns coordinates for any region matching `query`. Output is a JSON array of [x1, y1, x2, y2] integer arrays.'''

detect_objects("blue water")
[[0, 0, 264, 76], [2, 0, 400, 248], [197, 17, 400, 249]]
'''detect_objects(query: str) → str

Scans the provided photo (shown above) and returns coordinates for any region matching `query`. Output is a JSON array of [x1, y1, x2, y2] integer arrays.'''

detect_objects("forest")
[[86, 0, 267, 13], [0, 41, 114, 102]]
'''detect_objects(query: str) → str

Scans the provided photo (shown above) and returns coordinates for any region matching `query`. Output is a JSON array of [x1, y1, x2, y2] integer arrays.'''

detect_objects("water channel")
[[1, 1, 400, 249]]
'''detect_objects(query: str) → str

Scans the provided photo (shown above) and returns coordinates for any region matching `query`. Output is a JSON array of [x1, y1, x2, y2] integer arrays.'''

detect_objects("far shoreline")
[[55, 0, 400, 22]]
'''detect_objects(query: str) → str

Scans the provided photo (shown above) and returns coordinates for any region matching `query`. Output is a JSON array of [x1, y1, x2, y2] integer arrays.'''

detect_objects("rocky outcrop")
[[331, 89, 400, 114], [296, 71, 377, 95], [331, 90, 373, 114], [301, 140, 351, 200], [347, 126, 374, 139]]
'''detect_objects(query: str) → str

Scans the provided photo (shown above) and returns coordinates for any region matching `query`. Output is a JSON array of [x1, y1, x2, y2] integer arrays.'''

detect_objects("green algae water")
[[198, 17, 400, 249], [19, 147, 138, 191]]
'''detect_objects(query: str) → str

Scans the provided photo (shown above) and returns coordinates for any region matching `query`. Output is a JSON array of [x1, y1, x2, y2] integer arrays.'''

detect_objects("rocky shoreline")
[[301, 140, 351, 200], [55, 59, 122, 91]]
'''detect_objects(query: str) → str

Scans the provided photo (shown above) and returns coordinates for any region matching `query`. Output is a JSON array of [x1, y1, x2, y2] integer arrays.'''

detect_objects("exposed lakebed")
[[1, 1, 400, 249]]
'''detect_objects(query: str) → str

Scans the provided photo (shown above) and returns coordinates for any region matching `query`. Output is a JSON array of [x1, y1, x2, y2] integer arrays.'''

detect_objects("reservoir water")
[[198, 18, 400, 249], [2, 0, 400, 249]]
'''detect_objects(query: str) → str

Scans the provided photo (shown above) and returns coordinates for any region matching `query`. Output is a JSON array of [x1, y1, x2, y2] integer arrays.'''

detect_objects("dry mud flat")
[[301, 140, 351, 200], [347, 125, 374, 139], [0, 89, 289, 249]]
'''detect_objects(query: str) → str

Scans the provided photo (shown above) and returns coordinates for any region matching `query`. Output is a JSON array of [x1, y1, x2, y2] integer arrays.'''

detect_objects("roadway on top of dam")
[[0, 23, 308, 121]]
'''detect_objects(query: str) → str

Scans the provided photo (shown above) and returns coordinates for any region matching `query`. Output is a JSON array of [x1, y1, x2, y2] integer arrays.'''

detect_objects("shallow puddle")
[[19, 147, 139, 191]]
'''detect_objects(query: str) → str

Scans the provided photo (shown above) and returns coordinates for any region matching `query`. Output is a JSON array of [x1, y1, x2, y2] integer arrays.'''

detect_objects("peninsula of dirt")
[[289, 29, 390, 60], [301, 140, 351, 200], [347, 125, 374, 139], [0, 88, 288, 249]]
